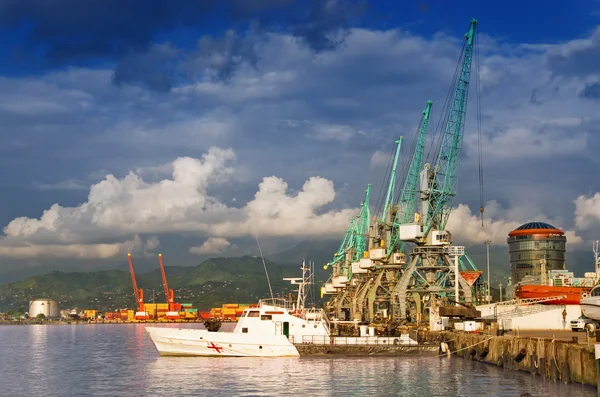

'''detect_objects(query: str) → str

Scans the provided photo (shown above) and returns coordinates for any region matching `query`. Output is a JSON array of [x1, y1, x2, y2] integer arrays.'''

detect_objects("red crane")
[[158, 253, 179, 319], [127, 253, 148, 320]]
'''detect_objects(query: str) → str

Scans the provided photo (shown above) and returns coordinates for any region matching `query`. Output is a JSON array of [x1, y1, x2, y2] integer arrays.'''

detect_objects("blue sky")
[[0, 0, 600, 278]]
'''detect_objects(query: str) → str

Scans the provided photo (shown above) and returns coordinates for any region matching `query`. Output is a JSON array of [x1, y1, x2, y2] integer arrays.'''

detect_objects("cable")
[[475, 32, 485, 227], [255, 235, 274, 300]]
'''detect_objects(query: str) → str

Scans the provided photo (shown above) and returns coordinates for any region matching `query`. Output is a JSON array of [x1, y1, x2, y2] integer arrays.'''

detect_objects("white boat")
[[145, 261, 330, 357], [580, 285, 600, 320]]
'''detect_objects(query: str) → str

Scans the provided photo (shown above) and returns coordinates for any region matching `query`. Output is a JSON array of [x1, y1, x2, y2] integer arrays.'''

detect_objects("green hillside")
[[0, 256, 303, 313]]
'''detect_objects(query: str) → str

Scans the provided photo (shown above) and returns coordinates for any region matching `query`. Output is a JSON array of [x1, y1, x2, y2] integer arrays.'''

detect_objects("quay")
[[434, 330, 598, 387], [293, 335, 438, 356]]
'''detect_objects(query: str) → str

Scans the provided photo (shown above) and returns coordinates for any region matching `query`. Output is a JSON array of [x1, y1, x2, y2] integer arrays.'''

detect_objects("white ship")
[[145, 261, 330, 357]]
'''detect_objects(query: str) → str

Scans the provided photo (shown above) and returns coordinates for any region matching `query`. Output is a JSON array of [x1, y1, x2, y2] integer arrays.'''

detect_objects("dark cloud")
[[187, 31, 259, 82], [546, 29, 600, 77], [0, 0, 365, 91], [112, 44, 179, 92], [579, 82, 600, 100]]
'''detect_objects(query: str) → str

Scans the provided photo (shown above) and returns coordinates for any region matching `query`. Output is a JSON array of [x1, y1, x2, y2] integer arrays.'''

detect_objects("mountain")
[[267, 239, 340, 282], [0, 256, 305, 313]]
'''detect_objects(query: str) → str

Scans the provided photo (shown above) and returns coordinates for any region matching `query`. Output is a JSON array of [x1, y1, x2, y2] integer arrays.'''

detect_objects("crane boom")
[[158, 253, 170, 301], [381, 138, 403, 222], [387, 100, 433, 255], [127, 253, 145, 313], [158, 253, 176, 312], [424, 19, 477, 235]]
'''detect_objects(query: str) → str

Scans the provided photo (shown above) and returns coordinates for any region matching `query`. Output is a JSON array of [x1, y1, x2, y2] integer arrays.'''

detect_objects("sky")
[[1, 0, 600, 278]]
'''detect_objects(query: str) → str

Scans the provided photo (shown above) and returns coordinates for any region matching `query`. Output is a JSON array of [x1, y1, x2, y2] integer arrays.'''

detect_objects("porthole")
[[229, 344, 232, 347], [259, 345, 263, 349], [302, 324, 306, 328], [314, 325, 317, 328]]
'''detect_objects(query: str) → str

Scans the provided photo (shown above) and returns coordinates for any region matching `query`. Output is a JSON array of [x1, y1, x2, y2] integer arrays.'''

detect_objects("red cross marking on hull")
[[207, 342, 223, 353]]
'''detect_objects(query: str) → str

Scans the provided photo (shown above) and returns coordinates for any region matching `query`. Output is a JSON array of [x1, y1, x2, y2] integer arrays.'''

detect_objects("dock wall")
[[295, 344, 438, 356], [439, 331, 597, 386]]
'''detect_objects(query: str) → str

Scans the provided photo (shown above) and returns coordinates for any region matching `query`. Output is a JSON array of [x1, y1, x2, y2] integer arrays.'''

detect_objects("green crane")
[[324, 184, 371, 278], [422, 19, 477, 237], [387, 100, 433, 255]]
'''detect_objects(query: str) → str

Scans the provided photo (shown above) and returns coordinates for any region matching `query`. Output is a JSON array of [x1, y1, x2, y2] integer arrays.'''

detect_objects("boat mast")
[[594, 240, 600, 277]]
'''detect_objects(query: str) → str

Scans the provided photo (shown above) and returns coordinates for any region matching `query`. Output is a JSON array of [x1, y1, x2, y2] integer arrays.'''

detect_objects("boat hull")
[[515, 285, 591, 305], [145, 326, 300, 357]]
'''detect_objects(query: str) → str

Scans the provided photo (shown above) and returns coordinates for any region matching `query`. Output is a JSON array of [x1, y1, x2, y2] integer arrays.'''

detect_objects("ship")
[[514, 243, 600, 304], [514, 284, 593, 305]]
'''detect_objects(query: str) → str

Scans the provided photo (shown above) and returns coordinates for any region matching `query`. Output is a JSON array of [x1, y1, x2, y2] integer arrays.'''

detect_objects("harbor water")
[[0, 323, 596, 396]]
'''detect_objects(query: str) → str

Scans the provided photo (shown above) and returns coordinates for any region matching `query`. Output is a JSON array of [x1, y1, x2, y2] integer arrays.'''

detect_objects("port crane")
[[158, 253, 180, 320], [323, 18, 481, 326], [127, 253, 149, 320], [392, 18, 479, 321]]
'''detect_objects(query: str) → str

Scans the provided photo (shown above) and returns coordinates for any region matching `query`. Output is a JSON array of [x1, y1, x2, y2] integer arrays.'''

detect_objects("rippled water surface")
[[0, 323, 596, 396]]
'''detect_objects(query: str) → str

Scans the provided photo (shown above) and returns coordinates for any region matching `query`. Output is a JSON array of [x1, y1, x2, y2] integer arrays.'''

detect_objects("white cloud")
[[575, 193, 600, 229], [34, 180, 89, 191], [370, 150, 390, 168], [190, 237, 232, 255], [0, 235, 150, 260], [310, 124, 358, 141], [0, 147, 356, 258], [446, 202, 583, 248]]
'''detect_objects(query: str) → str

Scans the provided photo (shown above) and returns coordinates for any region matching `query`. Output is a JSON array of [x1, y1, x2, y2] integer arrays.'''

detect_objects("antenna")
[[594, 240, 600, 275], [255, 235, 274, 300]]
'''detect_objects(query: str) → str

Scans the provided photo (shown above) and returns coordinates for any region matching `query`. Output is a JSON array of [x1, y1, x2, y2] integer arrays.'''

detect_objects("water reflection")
[[0, 324, 595, 397]]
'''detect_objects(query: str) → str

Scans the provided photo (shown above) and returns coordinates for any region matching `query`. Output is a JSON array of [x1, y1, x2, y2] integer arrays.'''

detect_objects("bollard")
[[514, 348, 527, 363], [479, 347, 489, 359]]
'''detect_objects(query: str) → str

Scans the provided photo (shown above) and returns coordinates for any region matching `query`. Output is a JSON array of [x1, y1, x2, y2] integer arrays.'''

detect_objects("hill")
[[268, 239, 340, 282], [0, 256, 305, 313]]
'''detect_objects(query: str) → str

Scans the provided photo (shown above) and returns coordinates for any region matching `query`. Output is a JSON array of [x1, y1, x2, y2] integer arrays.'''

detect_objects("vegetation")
[[0, 256, 308, 312]]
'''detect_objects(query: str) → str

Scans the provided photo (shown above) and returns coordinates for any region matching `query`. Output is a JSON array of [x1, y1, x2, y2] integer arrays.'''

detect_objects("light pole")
[[485, 239, 492, 303]]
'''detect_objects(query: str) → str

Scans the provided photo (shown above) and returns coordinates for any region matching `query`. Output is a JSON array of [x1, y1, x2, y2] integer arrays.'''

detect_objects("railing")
[[295, 335, 424, 346]]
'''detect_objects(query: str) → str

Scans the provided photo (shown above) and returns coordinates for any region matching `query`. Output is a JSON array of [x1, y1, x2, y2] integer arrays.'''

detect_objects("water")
[[0, 323, 595, 396]]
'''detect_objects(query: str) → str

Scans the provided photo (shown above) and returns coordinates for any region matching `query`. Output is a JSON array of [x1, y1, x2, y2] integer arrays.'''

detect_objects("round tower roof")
[[508, 221, 564, 237]]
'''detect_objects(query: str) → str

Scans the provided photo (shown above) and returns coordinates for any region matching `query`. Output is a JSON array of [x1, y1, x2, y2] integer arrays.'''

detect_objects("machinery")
[[158, 253, 181, 320], [127, 253, 149, 320], [323, 19, 481, 330]]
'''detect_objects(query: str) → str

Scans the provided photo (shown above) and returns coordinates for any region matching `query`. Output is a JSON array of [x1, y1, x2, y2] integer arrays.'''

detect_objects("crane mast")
[[158, 253, 176, 312], [127, 253, 148, 319]]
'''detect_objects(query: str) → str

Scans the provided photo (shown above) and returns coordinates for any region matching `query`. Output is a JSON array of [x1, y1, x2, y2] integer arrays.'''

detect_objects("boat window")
[[247, 311, 260, 317], [242, 328, 248, 333], [261, 314, 272, 321], [592, 288, 600, 297]]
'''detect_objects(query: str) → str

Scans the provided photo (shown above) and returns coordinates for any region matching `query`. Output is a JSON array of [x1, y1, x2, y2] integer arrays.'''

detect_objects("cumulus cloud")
[[190, 238, 232, 255], [0, 147, 355, 259], [0, 235, 153, 260], [574, 193, 600, 229], [446, 201, 583, 248]]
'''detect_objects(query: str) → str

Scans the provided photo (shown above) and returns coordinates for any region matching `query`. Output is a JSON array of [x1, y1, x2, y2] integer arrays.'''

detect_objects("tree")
[[17, 307, 24, 314], [6, 310, 13, 316], [36, 313, 46, 319]]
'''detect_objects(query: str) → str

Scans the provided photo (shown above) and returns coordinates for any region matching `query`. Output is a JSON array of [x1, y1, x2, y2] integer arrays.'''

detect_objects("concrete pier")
[[438, 331, 597, 386]]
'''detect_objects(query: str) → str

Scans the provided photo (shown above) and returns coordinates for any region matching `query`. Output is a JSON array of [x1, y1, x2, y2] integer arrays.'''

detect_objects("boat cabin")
[[232, 298, 329, 343]]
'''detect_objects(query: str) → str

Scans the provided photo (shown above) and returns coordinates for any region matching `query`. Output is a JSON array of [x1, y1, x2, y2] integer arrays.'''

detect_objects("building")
[[508, 221, 566, 284], [28, 299, 60, 318]]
